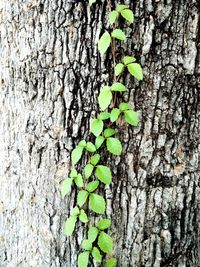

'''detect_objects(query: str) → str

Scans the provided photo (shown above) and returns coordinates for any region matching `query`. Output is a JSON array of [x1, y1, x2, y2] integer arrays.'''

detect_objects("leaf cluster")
[[115, 56, 143, 81], [98, 5, 135, 55], [78, 219, 116, 267]]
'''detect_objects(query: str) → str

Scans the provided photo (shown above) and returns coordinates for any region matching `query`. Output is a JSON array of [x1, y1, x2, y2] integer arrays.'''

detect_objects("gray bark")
[[0, 0, 199, 267]]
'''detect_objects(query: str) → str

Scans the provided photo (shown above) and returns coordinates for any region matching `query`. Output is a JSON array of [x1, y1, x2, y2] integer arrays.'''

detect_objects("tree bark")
[[0, 0, 199, 267]]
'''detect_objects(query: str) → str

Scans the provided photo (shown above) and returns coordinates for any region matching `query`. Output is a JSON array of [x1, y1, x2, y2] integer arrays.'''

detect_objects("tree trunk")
[[0, 0, 199, 266]]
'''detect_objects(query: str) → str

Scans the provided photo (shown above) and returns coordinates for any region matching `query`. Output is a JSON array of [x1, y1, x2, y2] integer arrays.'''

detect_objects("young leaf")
[[92, 247, 102, 263], [104, 128, 116, 138], [123, 56, 136, 65], [110, 108, 120, 122], [88, 227, 99, 242], [98, 232, 113, 254], [98, 86, 112, 110], [78, 251, 90, 267], [79, 209, 88, 223], [121, 9, 134, 23], [117, 4, 128, 12], [111, 82, 126, 92], [98, 32, 111, 55], [81, 239, 93, 251], [90, 119, 104, 137], [98, 112, 110, 120], [89, 193, 106, 214], [127, 63, 143, 81], [98, 218, 112, 230], [106, 137, 122, 156], [71, 146, 83, 164], [109, 10, 118, 25], [77, 190, 89, 207], [84, 164, 94, 179], [89, 0, 96, 5], [74, 174, 84, 188], [71, 206, 80, 216], [119, 102, 131, 111], [61, 179, 72, 197], [90, 154, 100, 166], [106, 258, 117, 267], [86, 142, 96, 153], [124, 110, 139, 126], [86, 181, 100, 193], [115, 63, 124, 76], [78, 140, 87, 148], [95, 136, 105, 149], [69, 168, 78, 178], [64, 216, 77, 236], [95, 165, 112, 185], [111, 29, 126, 41]]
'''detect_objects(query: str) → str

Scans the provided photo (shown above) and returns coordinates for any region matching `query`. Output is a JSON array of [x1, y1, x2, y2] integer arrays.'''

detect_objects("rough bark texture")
[[0, 0, 199, 266]]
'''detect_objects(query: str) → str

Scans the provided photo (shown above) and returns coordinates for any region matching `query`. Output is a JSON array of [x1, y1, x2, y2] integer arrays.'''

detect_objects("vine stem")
[[107, 0, 117, 108]]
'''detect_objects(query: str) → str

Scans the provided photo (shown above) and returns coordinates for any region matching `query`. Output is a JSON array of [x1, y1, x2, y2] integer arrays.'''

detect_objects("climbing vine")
[[61, 1, 143, 266]]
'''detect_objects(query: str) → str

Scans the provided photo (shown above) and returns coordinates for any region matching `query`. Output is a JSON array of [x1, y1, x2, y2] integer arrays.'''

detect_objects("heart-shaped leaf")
[[89, 193, 106, 214], [106, 137, 122, 156], [95, 165, 112, 185], [98, 232, 113, 253], [98, 32, 111, 55], [127, 63, 143, 81]]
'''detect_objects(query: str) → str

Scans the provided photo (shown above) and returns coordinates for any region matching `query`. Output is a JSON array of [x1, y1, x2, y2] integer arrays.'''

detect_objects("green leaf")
[[74, 173, 84, 188], [71, 206, 80, 216], [115, 63, 124, 76], [89, 193, 106, 214], [95, 165, 112, 185], [121, 9, 134, 23], [110, 108, 121, 122], [98, 86, 112, 111], [64, 216, 77, 236], [78, 252, 90, 267], [89, 0, 96, 5], [123, 56, 136, 65], [86, 181, 100, 193], [124, 110, 139, 126], [61, 179, 72, 197], [98, 232, 113, 254], [104, 128, 116, 138], [98, 218, 112, 230], [78, 140, 87, 148], [119, 102, 131, 111], [79, 209, 89, 223], [92, 247, 102, 263], [86, 142, 96, 153], [90, 154, 100, 166], [90, 119, 104, 137], [111, 29, 126, 41], [77, 190, 89, 207], [109, 10, 118, 25], [106, 137, 122, 156], [84, 164, 94, 179], [98, 32, 111, 55], [127, 63, 143, 81], [71, 146, 83, 164], [98, 112, 110, 120], [111, 82, 126, 92], [106, 258, 117, 267], [95, 136, 105, 149], [88, 227, 99, 242], [81, 239, 93, 251], [69, 168, 78, 178], [117, 4, 128, 12]]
